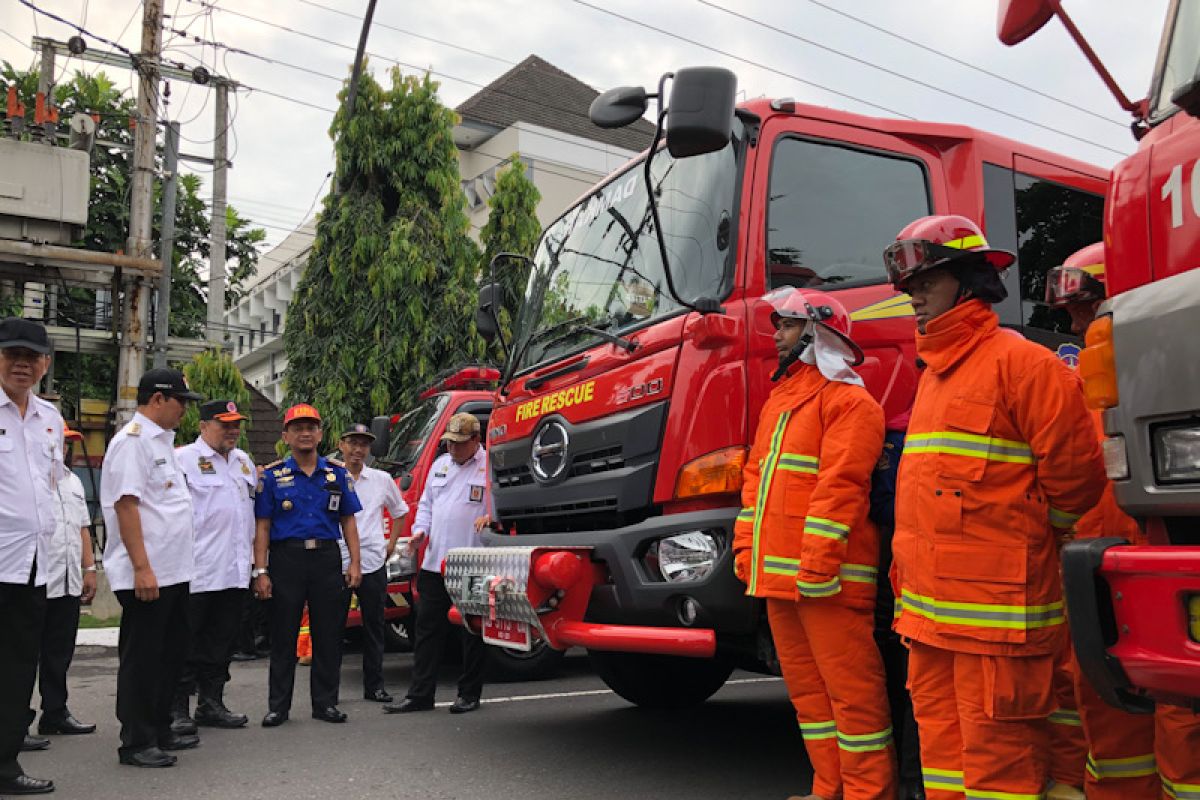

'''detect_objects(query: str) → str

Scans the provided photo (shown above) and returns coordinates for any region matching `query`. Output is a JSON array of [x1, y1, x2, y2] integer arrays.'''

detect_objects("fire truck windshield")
[[509, 136, 739, 375], [381, 393, 449, 475], [1151, 0, 1200, 118]]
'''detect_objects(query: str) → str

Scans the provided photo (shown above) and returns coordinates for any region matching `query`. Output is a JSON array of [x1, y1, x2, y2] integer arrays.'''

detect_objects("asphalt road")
[[23, 643, 814, 800]]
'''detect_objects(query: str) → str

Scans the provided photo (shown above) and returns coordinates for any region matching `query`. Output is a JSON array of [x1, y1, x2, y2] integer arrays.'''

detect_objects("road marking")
[[434, 676, 783, 708]]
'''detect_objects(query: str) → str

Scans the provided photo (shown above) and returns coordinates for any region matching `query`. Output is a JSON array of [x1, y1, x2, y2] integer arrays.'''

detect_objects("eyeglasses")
[[883, 239, 973, 287]]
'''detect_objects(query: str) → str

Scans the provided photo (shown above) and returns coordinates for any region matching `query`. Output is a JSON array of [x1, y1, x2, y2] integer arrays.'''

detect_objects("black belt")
[[270, 538, 339, 551]]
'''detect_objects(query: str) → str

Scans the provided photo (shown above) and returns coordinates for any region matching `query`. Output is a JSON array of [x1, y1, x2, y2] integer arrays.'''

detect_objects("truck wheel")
[[383, 595, 413, 653], [486, 639, 565, 681], [588, 651, 735, 709]]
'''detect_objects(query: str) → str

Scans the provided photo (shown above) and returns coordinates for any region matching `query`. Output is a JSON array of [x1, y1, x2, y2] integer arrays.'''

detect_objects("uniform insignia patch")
[[282, 499, 294, 511], [198, 457, 216, 475], [326, 472, 336, 483], [128, 422, 142, 436], [241, 460, 251, 475], [1055, 342, 1081, 369], [875, 452, 890, 472]]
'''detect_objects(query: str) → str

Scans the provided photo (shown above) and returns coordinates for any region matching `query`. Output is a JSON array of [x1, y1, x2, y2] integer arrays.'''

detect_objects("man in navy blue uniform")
[[252, 404, 362, 727]]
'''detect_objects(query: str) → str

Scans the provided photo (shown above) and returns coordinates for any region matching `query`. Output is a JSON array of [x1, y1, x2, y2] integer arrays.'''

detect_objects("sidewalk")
[[76, 626, 120, 648]]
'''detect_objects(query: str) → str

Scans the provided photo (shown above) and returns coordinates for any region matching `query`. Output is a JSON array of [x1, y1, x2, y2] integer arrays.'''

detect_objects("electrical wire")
[[18, 0, 137, 59], [693, 0, 1127, 155]]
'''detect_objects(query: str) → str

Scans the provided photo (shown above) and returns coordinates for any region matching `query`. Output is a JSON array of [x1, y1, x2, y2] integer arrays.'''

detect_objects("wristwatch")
[[252, 567, 269, 578], [83, 565, 97, 573]]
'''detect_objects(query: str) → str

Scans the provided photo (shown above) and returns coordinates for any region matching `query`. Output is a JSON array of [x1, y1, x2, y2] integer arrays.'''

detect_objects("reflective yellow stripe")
[[893, 597, 903, 619], [1048, 708, 1082, 727], [777, 452, 819, 475], [837, 726, 892, 753], [803, 516, 849, 542], [1049, 507, 1081, 528], [964, 790, 1044, 800], [1163, 778, 1200, 800], [798, 719, 837, 741], [923, 767, 965, 792], [736, 507, 755, 523], [1085, 752, 1157, 780], [749, 412, 790, 595], [900, 589, 1065, 630], [904, 431, 1034, 464], [944, 234, 986, 250], [840, 563, 878, 585], [797, 575, 841, 598], [763, 555, 800, 576]]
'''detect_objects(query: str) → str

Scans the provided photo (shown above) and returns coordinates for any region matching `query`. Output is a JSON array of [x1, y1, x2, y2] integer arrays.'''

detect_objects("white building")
[[227, 55, 653, 405]]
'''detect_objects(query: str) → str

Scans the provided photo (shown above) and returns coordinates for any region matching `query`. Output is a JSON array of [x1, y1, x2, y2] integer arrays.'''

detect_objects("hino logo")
[[531, 421, 570, 482]]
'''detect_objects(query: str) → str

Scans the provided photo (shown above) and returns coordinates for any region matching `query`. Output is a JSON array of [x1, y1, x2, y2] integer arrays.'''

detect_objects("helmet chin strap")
[[772, 328, 815, 382]]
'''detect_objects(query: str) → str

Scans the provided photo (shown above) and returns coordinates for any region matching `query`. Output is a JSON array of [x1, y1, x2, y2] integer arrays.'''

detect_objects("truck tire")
[[588, 651, 735, 709], [383, 595, 414, 652], [487, 639, 565, 681]]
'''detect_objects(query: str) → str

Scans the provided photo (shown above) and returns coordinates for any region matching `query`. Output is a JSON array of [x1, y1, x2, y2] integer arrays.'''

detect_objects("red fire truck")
[[448, 67, 1108, 707], [999, 0, 1200, 710]]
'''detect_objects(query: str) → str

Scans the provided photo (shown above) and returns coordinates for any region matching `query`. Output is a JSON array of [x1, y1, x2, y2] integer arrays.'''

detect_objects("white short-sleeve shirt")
[[101, 412, 194, 592], [176, 438, 255, 593], [340, 465, 408, 574], [0, 389, 63, 586], [413, 447, 489, 574], [45, 470, 90, 599]]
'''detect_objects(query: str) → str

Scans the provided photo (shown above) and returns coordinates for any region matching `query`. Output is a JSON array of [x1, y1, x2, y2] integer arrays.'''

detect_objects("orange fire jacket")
[[734, 363, 885, 606], [892, 300, 1107, 656], [1075, 411, 1144, 543]]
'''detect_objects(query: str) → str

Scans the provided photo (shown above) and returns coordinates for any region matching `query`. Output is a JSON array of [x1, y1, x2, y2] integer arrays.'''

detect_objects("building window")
[[766, 137, 931, 289], [238, 335, 243, 354], [272, 310, 280, 333]]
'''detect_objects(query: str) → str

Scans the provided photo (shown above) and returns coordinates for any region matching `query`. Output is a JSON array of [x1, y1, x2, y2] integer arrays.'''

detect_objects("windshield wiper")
[[532, 317, 637, 355]]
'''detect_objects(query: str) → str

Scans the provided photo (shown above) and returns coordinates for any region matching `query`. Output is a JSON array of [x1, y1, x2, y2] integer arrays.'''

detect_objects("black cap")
[[139, 368, 203, 402], [340, 422, 376, 441], [0, 317, 51, 354], [199, 399, 247, 422]]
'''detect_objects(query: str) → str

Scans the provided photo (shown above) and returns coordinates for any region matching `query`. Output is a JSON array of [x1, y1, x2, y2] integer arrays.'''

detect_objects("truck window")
[[1013, 172, 1105, 335], [383, 394, 450, 476], [766, 137, 931, 289], [1151, 0, 1200, 119]]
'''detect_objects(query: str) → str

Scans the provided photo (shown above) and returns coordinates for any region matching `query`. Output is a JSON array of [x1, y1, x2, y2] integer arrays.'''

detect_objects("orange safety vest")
[[893, 300, 1106, 656], [734, 363, 885, 605]]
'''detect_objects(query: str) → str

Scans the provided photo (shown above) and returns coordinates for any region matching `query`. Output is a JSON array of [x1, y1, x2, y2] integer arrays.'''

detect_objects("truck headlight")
[[655, 531, 721, 583], [1153, 423, 1200, 483], [1102, 435, 1129, 481]]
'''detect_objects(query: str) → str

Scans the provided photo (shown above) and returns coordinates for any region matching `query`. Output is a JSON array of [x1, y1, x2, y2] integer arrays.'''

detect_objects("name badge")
[[328, 494, 341, 513], [469, 484, 484, 503]]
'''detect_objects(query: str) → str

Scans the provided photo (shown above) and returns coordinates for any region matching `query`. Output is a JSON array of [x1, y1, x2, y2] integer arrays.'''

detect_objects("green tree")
[[478, 155, 541, 360], [177, 348, 252, 449], [0, 65, 266, 416], [283, 66, 482, 436]]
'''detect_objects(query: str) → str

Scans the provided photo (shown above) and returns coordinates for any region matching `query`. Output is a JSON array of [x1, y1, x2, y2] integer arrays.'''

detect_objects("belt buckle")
[[304, 538, 318, 550]]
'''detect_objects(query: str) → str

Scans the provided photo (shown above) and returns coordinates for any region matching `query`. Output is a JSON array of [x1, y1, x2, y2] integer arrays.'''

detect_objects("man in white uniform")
[[33, 427, 97, 739], [337, 423, 408, 704], [101, 368, 201, 768], [384, 412, 491, 716], [0, 317, 62, 795], [171, 400, 256, 733]]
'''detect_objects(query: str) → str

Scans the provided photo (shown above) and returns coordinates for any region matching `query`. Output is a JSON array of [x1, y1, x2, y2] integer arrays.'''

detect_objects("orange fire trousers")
[[1048, 640, 1087, 789], [767, 597, 897, 800], [908, 640, 1054, 799], [1073, 660, 1200, 799]]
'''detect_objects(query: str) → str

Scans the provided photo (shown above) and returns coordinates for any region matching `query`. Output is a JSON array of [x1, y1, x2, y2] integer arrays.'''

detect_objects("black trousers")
[[38, 594, 82, 716], [0, 573, 45, 780], [115, 582, 190, 754], [355, 565, 388, 694], [407, 569, 485, 702], [267, 543, 349, 714], [236, 577, 270, 653], [178, 588, 246, 703]]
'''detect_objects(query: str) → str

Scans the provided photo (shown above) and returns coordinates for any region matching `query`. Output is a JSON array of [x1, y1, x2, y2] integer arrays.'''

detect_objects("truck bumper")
[[1063, 538, 1200, 711], [444, 509, 759, 658]]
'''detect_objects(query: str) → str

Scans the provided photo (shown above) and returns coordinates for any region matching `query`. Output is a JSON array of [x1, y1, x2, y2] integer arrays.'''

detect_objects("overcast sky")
[[1, 0, 1169, 253]]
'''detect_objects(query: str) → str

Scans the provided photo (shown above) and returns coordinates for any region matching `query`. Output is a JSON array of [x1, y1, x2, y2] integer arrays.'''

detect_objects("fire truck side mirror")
[[666, 67, 737, 159], [399, 473, 414, 492], [996, 0, 1055, 45], [475, 283, 502, 343], [589, 85, 650, 129], [369, 415, 391, 458]]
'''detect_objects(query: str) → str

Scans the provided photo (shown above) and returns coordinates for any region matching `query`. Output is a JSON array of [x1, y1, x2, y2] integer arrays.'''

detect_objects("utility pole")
[[206, 82, 228, 344], [153, 121, 180, 369], [38, 41, 56, 392], [115, 0, 163, 424]]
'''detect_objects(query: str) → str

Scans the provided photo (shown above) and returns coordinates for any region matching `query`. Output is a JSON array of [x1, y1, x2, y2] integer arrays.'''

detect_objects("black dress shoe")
[[0, 774, 55, 794], [20, 734, 49, 752], [169, 714, 198, 736], [159, 732, 200, 751], [195, 702, 248, 729], [449, 696, 481, 714], [311, 706, 347, 723], [261, 711, 288, 727], [39, 712, 96, 735], [364, 689, 393, 703], [382, 697, 434, 714], [230, 651, 257, 662], [119, 746, 176, 768]]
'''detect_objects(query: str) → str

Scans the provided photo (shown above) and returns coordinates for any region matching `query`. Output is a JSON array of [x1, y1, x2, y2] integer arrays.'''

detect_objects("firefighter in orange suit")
[[883, 215, 1107, 800], [734, 286, 896, 800], [1046, 243, 1200, 800]]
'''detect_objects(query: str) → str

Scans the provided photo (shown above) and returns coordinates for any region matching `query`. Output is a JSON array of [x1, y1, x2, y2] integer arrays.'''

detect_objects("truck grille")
[[495, 445, 625, 488]]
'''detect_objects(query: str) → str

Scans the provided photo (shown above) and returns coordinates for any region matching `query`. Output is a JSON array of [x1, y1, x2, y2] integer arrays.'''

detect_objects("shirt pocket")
[[936, 397, 995, 483], [778, 470, 816, 517], [150, 460, 179, 492]]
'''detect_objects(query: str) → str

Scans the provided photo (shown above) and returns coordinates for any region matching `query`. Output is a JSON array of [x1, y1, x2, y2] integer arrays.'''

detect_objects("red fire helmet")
[[884, 214, 1016, 290], [1045, 242, 1106, 307], [763, 286, 864, 365]]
